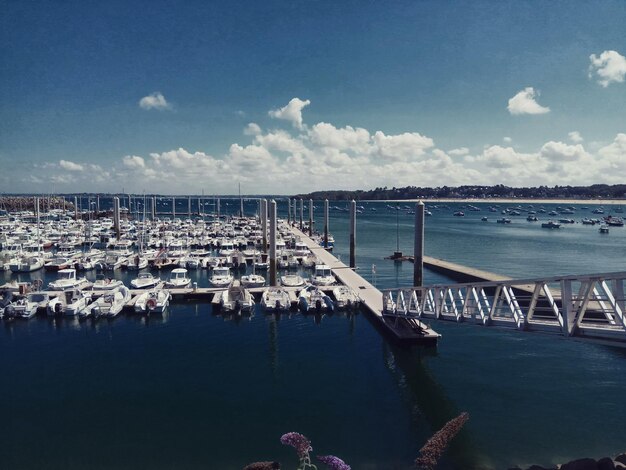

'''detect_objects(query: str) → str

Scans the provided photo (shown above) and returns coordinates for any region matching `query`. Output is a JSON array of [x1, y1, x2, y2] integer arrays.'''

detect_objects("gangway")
[[383, 271, 626, 347]]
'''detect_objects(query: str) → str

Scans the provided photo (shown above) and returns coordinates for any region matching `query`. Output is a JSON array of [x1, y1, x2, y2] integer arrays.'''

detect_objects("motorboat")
[[92, 274, 125, 291], [91, 286, 130, 318], [64, 291, 94, 317], [134, 289, 170, 314], [332, 286, 361, 310], [526, 215, 538, 222], [130, 272, 160, 289], [311, 264, 335, 286], [541, 220, 561, 229], [260, 287, 291, 312], [218, 281, 255, 313], [453, 211, 465, 217], [496, 218, 511, 224], [209, 266, 233, 288], [300, 254, 317, 268], [6, 292, 50, 319], [481, 216, 488, 222], [9, 255, 45, 273], [47, 289, 91, 317], [298, 284, 334, 312], [48, 268, 89, 290], [558, 218, 575, 224], [101, 254, 126, 271], [604, 216, 624, 227], [45, 256, 72, 271], [281, 274, 306, 287], [165, 268, 191, 288], [126, 255, 149, 271], [0, 292, 14, 319], [240, 273, 265, 288], [581, 218, 596, 225], [599, 224, 609, 234]]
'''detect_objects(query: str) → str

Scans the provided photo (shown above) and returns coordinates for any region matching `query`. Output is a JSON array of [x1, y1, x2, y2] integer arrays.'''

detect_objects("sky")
[[1, 0, 625, 195]]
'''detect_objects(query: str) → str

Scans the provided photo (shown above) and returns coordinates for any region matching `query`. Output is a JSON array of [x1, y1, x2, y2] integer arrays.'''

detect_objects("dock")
[[290, 226, 440, 345]]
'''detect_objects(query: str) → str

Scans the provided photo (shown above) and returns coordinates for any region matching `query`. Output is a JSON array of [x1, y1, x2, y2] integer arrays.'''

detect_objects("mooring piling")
[[413, 200, 425, 287], [350, 200, 356, 268], [269, 199, 277, 286]]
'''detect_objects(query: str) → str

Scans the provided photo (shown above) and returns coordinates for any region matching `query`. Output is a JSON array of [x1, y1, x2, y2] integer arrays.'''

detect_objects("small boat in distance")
[[541, 220, 561, 229]]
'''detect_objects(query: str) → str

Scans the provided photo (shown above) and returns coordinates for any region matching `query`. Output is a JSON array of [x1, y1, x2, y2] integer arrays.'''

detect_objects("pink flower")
[[317, 455, 351, 470], [280, 432, 312, 458]]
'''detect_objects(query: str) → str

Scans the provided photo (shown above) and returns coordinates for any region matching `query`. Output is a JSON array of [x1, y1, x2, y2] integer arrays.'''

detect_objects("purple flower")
[[243, 462, 280, 470], [317, 455, 351, 470], [280, 432, 312, 458]]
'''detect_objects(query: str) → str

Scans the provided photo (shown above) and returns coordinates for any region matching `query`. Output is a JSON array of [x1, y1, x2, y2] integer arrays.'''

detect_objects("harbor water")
[[2, 199, 626, 469]]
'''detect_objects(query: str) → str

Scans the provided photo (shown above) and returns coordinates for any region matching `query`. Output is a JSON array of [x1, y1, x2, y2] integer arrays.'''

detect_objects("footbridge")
[[382, 271, 626, 347]]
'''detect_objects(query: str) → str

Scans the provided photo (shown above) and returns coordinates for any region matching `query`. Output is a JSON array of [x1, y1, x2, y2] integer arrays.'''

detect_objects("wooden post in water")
[[269, 199, 277, 286], [308, 199, 313, 236], [299, 199, 303, 230], [413, 200, 425, 287], [324, 199, 329, 249], [113, 196, 121, 240], [261, 199, 267, 251], [350, 200, 356, 268]]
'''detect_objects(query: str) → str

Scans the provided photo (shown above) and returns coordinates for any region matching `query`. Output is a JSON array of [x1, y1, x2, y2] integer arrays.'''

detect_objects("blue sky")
[[1, 0, 625, 194]]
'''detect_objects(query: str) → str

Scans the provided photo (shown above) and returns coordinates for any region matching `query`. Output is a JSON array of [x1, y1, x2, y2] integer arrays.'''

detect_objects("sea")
[[2, 198, 626, 470]]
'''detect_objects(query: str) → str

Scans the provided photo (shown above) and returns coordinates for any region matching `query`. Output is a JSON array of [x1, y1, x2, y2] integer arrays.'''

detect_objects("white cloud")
[[268, 97, 310, 129], [139, 92, 171, 110], [122, 155, 145, 168], [308, 122, 371, 153], [503, 137, 512, 143], [507, 87, 550, 115], [373, 131, 434, 161], [589, 50, 626, 87], [568, 131, 583, 143], [448, 147, 469, 156], [59, 160, 84, 171], [244, 123, 262, 136]]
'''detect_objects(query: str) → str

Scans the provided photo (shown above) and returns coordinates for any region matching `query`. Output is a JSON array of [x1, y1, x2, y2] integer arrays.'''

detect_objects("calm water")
[[2, 200, 626, 469]]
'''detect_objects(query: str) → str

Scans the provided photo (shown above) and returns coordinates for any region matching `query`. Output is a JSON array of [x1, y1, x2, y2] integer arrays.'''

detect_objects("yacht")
[[47, 289, 90, 316], [48, 268, 89, 290], [130, 272, 160, 289], [9, 255, 45, 273], [7, 292, 50, 319], [311, 264, 335, 286], [541, 220, 561, 229], [281, 274, 306, 287], [92, 274, 125, 291], [240, 273, 265, 288], [209, 266, 233, 288]]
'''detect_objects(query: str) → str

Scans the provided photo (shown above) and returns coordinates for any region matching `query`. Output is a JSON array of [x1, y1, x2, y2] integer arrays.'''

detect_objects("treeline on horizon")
[[295, 184, 626, 201]]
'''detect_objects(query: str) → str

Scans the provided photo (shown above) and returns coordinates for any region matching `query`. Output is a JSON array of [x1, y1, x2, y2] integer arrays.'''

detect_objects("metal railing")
[[383, 271, 626, 344]]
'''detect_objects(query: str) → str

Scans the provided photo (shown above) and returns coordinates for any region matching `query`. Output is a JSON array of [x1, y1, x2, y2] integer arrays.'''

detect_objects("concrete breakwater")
[[509, 452, 626, 470]]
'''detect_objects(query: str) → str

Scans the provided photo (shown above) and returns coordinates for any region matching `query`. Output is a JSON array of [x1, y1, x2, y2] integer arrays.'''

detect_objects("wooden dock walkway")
[[290, 226, 440, 345]]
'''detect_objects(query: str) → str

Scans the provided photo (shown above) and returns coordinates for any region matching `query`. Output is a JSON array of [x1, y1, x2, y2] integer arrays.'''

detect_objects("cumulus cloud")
[[503, 137, 512, 143], [589, 50, 626, 87], [373, 131, 434, 161], [568, 131, 583, 143], [122, 155, 145, 168], [268, 97, 310, 129], [448, 147, 469, 156], [59, 160, 84, 171], [507, 87, 550, 115], [139, 92, 171, 110], [244, 123, 262, 136]]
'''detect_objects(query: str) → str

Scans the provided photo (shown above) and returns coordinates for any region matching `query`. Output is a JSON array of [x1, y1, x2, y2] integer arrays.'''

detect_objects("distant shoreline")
[[361, 198, 626, 205]]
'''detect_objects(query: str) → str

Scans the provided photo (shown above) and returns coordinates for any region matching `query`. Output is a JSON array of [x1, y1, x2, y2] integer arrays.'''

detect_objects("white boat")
[[165, 268, 191, 288], [300, 254, 317, 268], [332, 286, 361, 310], [48, 268, 89, 290], [311, 264, 335, 286], [9, 255, 45, 273], [47, 289, 90, 317], [6, 292, 50, 319], [64, 291, 94, 317], [240, 273, 265, 288], [134, 289, 170, 314], [218, 281, 255, 313], [599, 224, 609, 234], [260, 287, 291, 312], [281, 274, 306, 287], [298, 284, 334, 312], [91, 286, 130, 318], [209, 266, 233, 288], [126, 255, 148, 271], [541, 220, 561, 229], [92, 273, 125, 291], [0, 292, 15, 319], [130, 272, 160, 289], [101, 254, 126, 271]]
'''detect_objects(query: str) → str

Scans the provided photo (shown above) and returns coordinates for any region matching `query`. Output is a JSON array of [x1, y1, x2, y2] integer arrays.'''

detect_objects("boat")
[[481, 216, 488, 222], [541, 221, 561, 229], [558, 219, 575, 224], [298, 284, 334, 312], [130, 272, 160, 289], [47, 289, 91, 317], [599, 225, 609, 234], [126, 255, 149, 270], [91, 286, 130, 318], [134, 289, 170, 314], [48, 268, 89, 290], [281, 274, 306, 287], [92, 274, 125, 291], [332, 285, 361, 310], [0, 292, 14, 319], [240, 273, 265, 288], [218, 281, 255, 313], [209, 266, 233, 288], [44, 256, 72, 271], [64, 291, 94, 317], [165, 268, 191, 288], [496, 218, 511, 224], [6, 292, 50, 319], [604, 216, 624, 227], [260, 287, 291, 312], [311, 264, 335, 286], [526, 215, 538, 222], [9, 255, 45, 273], [581, 218, 596, 225], [453, 211, 465, 217]]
